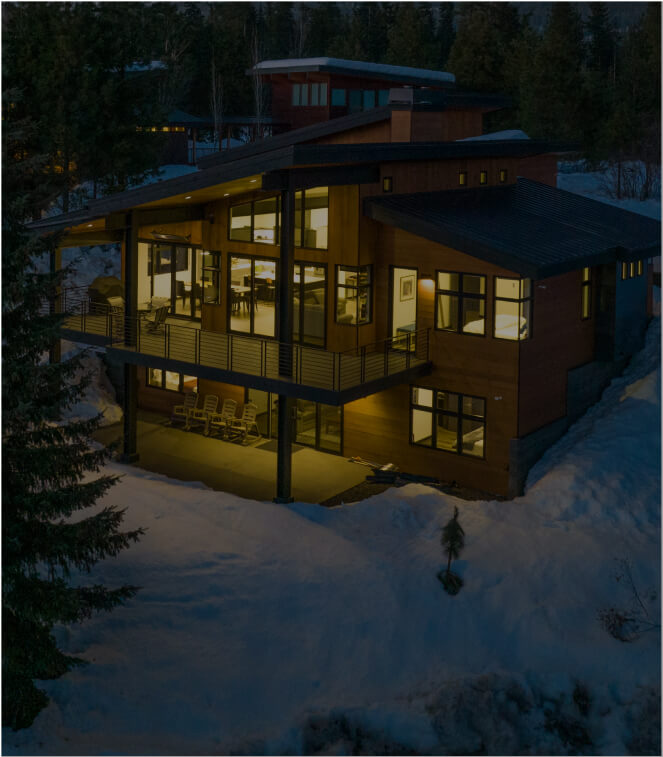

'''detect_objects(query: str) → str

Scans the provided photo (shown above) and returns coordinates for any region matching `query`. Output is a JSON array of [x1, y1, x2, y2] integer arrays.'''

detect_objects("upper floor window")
[[331, 88, 346, 106], [621, 262, 628, 280], [309, 82, 327, 106], [637, 259, 643, 276], [494, 277, 531, 340], [499, 168, 508, 183], [363, 90, 376, 109], [348, 89, 362, 112], [292, 83, 301, 107], [436, 272, 486, 335], [295, 187, 328, 250], [581, 267, 591, 320], [459, 170, 467, 186], [336, 265, 372, 325], [410, 386, 486, 458], [229, 197, 279, 245], [378, 89, 389, 106], [479, 170, 488, 185]]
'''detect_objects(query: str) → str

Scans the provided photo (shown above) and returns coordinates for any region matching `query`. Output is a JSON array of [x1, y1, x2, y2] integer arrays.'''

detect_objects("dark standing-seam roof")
[[364, 179, 661, 279]]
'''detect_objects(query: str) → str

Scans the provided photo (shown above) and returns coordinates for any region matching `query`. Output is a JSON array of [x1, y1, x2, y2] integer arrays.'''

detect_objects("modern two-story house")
[[34, 58, 660, 502]]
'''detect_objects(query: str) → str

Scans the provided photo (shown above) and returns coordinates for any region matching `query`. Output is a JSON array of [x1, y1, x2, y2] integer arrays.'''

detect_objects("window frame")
[[493, 276, 533, 341], [201, 250, 222, 305], [335, 264, 373, 326], [434, 270, 487, 337], [228, 196, 280, 246], [409, 386, 486, 460]]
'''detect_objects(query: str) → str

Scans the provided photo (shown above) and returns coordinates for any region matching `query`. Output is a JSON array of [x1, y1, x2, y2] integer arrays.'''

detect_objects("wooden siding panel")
[[517, 154, 557, 187], [309, 121, 391, 145], [518, 270, 595, 436]]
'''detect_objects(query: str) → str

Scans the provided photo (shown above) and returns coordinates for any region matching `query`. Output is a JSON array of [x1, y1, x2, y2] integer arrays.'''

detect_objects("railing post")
[[49, 246, 62, 364], [360, 345, 366, 384], [164, 323, 169, 358], [228, 333, 232, 371], [384, 338, 389, 377], [196, 328, 201, 365]]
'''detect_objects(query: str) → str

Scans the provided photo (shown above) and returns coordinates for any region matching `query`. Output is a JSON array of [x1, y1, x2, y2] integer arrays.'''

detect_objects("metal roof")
[[250, 57, 455, 87], [364, 179, 661, 279]]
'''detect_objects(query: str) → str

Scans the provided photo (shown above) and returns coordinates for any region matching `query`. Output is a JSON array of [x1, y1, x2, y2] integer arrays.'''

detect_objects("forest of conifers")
[[3, 2, 660, 210]]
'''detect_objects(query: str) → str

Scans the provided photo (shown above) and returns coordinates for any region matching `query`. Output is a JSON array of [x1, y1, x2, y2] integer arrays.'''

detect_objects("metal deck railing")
[[113, 316, 430, 393]]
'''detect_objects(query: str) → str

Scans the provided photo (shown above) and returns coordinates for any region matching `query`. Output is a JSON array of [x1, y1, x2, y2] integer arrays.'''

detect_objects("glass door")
[[229, 255, 276, 337], [390, 266, 417, 351]]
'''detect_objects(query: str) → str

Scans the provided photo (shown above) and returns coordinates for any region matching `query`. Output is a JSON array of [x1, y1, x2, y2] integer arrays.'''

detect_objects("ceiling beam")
[[59, 230, 124, 248]]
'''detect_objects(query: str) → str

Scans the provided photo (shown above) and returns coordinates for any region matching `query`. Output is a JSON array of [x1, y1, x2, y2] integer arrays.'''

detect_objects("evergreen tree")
[[439, 506, 465, 595], [586, 2, 616, 75], [385, 2, 436, 69], [302, 2, 348, 58], [435, 3, 456, 70], [447, 2, 522, 93], [2, 98, 144, 731], [518, 3, 585, 142], [263, 2, 294, 60]]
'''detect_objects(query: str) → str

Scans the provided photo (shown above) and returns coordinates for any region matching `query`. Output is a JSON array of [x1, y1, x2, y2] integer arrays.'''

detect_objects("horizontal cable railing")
[[40, 286, 124, 340], [114, 316, 430, 393]]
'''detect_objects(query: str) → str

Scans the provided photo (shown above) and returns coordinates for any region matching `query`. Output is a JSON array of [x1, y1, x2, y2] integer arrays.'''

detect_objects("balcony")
[[52, 288, 433, 404]]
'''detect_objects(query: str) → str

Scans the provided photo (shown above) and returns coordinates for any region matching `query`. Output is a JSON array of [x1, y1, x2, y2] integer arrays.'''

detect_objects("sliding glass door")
[[229, 255, 276, 337], [146, 243, 203, 320]]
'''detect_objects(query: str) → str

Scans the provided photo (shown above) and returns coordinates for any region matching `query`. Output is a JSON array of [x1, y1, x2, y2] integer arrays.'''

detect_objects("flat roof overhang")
[[365, 179, 661, 279], [107, 345, 432, 406]]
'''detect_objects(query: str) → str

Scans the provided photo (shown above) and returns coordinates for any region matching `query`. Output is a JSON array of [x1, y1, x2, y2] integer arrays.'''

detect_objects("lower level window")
[[147, 369, 198, 393], [410, 386, 485, 458]]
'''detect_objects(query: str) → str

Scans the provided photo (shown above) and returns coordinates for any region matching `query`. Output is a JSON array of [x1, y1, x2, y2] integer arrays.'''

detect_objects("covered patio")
[[94, 411, 369, 504]]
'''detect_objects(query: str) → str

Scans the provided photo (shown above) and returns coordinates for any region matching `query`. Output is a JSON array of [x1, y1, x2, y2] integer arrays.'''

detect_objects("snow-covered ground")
[[4, 313, 660, 754]]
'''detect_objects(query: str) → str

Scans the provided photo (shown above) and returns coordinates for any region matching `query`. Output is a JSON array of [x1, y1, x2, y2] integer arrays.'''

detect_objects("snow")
[[557, 162, 661, 221], [3, 314, 660, 754], [252, 57, 456, 85], [458, 129, 530, 142]]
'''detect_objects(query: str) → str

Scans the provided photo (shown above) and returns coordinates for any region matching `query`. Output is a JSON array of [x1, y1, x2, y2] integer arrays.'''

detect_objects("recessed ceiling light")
[[223, 193, 230, 197], [249, 179, 257, 183], [185, 195, 192, 200], [87, 223, 93, 227]]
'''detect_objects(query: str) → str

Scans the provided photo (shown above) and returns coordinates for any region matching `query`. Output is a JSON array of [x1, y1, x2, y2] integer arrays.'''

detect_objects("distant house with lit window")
[[34, 57, 660, 501]]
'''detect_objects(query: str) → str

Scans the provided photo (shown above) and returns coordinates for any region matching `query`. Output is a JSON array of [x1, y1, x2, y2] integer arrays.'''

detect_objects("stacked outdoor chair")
[[171, 391, 198, 426], [145, 304, 169, 333], [185, 394, 219, 431], [228, 403, 261, 444], [204, 398, 238, 437]]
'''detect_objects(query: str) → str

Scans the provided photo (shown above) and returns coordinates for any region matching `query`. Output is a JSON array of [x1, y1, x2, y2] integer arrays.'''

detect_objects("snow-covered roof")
[[251, 57, 455, 87], [457, 129, 530, 142]]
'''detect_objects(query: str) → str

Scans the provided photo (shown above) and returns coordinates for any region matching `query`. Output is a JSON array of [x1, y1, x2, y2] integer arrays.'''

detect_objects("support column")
[[49, 246, 62, 364], [274, 182, 296, 504], [120, 212, 139, 463]]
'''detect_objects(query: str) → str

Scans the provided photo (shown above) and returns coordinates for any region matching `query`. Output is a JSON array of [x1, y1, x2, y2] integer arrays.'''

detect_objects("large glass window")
[[494, 277, 532, 340], [348, 89, 362, 112], [410, 386, 486, 458], [292, 83, 301, 106], [336, 265, 372, 325], [294, 263, 326, 347], [436, 272, 486, 335], [295, 187, 328, 250], [363, 90, 376, 109], [229, 197, 279, 245], [581, 267, 591, 320], [144, 242, 199, 319]]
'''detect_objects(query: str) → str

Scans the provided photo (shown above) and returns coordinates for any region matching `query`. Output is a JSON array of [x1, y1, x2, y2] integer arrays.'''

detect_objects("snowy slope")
[[4, 316, 660, 755]]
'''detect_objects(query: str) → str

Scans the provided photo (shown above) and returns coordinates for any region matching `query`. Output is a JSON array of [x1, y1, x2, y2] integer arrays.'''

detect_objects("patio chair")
[[204, 398, 238, 437], [171, 391, 198, 426], [144, 304, 169, 333], [228, 402, 261, 444], [185, 394, 219, 431]]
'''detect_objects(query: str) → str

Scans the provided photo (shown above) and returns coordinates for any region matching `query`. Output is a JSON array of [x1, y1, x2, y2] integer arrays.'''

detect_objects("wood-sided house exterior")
[[36, 59, 660, 502]]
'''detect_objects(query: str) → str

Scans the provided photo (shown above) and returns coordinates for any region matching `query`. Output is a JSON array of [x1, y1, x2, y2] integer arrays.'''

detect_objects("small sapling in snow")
[[438, 506, 465, 595]]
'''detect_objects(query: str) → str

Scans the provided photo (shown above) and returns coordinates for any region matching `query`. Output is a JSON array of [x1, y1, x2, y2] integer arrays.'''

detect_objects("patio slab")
[[94, 412, 368, 504]]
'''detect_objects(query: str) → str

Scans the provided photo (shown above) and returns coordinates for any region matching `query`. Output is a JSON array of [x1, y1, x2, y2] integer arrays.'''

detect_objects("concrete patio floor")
[[93, 411, 369, 504]]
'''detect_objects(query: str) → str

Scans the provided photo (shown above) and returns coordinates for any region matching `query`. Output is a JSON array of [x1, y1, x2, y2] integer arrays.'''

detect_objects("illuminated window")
[[410, 387, 485, 458], [229, 198, 279, 245], [435, 272, 486, 335], [621, 262, 628, 280], [494, 278, 532, 340], [479, 170, 488, 185], [581, 267, 591, 320], [295, 187, 328, 250], [499, 168, 508, 183], [629, 262, 635, 278], [336, 265, 372, 325], [637, 259, 643, 276], [202, 251, 221, 305], [459, 170, 467, 186], [147, 369, 198, 393], [383, 176, 393, 193]]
